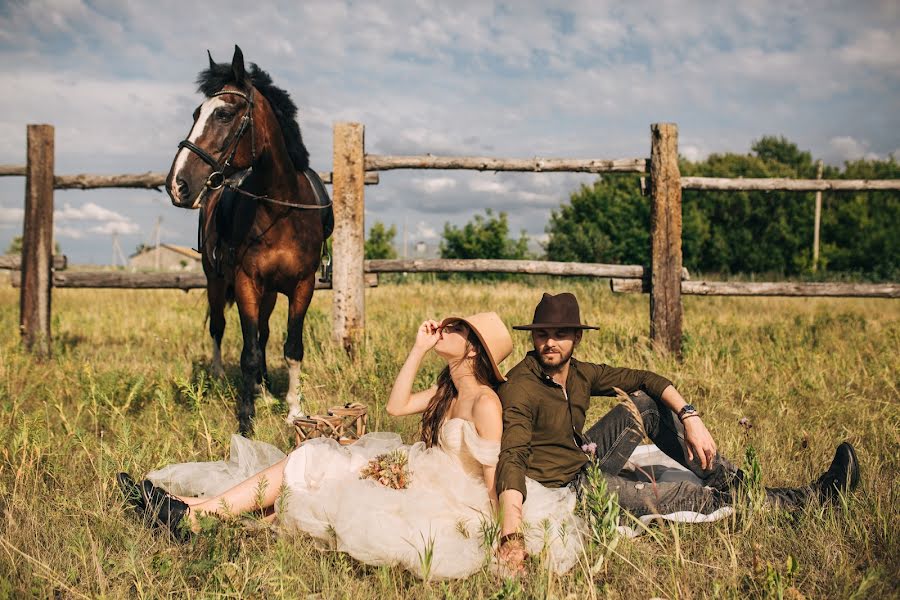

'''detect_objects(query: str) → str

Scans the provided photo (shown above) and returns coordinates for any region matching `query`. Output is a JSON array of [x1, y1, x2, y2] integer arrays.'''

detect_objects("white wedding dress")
[[148, 418, 585, 579]]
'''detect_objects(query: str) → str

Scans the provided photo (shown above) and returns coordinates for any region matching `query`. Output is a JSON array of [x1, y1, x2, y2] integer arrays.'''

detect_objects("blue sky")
[[1, 0, 898, 264]]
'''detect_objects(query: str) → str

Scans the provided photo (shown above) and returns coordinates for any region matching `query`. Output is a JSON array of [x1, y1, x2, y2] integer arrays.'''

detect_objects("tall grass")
[[0, 279, 897, 597]]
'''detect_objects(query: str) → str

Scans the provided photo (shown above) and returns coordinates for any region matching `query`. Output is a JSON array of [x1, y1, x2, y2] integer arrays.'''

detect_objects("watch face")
[[681, 404, 696, 414]]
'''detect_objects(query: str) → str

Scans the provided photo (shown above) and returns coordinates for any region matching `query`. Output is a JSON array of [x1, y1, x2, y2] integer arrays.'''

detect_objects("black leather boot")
[[763, 442, 860, 510], [814, 442, 860, 502], [141, 479, 191, 541]]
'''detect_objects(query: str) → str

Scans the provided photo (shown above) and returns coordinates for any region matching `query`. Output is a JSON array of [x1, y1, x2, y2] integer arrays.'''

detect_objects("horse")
[[165, 45, 333, 435]]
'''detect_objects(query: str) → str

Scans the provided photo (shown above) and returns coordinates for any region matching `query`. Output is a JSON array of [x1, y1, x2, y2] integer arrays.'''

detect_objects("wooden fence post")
[[331, 122, 366, 353], [812, 159, 823, 271], [20, 124, 55, 357], [649, 123, 683, 356]]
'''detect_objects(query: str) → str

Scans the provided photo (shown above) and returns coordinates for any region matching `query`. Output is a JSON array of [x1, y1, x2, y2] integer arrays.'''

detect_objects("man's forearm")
[[499, 489, 524, 536], [659, 384, 689, 416]]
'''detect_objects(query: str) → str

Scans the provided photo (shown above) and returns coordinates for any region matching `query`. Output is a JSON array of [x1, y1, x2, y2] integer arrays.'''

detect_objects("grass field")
[[0, 278, 897, 598]]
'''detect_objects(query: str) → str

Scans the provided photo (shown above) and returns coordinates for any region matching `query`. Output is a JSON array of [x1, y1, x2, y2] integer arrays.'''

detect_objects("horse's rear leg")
[[256, 291, 277, 403], [207, 279, 227, 378], [284, 277, 316, 422], [235, 279, 263, 436]]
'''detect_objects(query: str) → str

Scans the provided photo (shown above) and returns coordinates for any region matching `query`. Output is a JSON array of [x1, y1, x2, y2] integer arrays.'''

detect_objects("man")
[[495, 292, 860, 573]]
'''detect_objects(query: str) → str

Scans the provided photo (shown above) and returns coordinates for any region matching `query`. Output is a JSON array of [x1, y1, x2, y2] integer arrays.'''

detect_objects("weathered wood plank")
[[365, 154, 648, 173], [649, 123, 683, 355], [332, 123, 367, 353], [610, 279, 899, 298], [0, 168, 379, 188], [9, 271, 377, 290], [20, 125, 54, 357], [681, 177, 900, 191], [0, 254, 67, 270], [365, 258, 690, 279]]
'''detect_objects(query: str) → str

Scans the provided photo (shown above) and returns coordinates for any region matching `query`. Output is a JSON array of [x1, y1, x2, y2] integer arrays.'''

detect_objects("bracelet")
[[681, 413, 701, 422], [500, 532, 524, 546]]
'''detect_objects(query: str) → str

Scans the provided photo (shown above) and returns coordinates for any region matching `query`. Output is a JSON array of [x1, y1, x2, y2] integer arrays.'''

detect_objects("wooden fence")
[[5, 123, 900, 357]]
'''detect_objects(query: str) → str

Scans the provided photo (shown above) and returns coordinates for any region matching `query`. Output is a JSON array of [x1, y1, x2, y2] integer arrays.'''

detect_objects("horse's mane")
[[196, 62, 309, 172]]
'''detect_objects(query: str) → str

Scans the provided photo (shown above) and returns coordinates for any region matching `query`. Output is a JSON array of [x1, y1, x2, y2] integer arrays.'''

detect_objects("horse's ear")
[[207, 49, 216, 70], [231, 45, 246, 84]]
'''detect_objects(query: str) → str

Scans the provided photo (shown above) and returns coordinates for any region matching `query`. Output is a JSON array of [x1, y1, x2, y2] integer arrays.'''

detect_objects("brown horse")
[[166, 45, 332, 435]]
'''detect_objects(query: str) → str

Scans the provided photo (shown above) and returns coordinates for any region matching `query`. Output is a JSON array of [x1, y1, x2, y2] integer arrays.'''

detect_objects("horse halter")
[[177, 87, 256, 194]]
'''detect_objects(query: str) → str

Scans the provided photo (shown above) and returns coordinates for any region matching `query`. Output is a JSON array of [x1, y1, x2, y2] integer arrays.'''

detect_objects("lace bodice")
[[437, 418, 500, 477]]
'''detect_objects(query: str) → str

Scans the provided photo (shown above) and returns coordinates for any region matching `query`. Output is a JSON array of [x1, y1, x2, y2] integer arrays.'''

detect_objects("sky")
[[0, 0, 898, 264]]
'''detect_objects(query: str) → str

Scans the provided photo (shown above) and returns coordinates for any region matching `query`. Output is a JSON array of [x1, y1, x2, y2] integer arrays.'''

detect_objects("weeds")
[[0, 282, 896, 598]]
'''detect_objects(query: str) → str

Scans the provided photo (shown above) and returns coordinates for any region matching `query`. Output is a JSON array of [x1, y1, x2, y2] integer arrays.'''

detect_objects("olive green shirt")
[[495, 352, 673, 500]]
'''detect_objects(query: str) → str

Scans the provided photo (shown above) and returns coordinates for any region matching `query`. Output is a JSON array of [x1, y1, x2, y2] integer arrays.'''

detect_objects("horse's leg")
[[256, 291, 277, 405], [207, 278, 227, 379], [234, 278, 262, 436], [283, 276, 316, 422]]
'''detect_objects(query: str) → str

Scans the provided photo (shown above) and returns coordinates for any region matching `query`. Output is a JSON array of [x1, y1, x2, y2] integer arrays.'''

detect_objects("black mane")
[[196, 61, 309, 172]]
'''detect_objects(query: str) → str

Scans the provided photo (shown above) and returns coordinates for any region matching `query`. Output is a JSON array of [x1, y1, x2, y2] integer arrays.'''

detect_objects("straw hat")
[[439, 312, 512, 382]]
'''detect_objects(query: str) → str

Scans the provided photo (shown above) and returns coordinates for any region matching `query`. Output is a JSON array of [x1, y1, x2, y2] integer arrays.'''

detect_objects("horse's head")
[[166, 45, 257, 209]]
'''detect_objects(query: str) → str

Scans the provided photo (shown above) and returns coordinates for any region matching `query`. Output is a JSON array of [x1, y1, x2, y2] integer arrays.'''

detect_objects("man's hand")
[[683, 416, 717, 471], [497, 537, 527, 577]]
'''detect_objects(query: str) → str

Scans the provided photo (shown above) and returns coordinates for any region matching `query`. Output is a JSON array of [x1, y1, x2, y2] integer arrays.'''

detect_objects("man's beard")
[[536, 346, 574, 372]]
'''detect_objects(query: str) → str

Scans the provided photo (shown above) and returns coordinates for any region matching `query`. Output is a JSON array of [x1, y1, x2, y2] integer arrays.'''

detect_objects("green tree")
[[6, 236, 22, 255], [365, 221, 398, 259], [6, 235, 61, 255], [440, 209, 529, 260], [545, 174, 706, 267], [546, 136, 900, 280]]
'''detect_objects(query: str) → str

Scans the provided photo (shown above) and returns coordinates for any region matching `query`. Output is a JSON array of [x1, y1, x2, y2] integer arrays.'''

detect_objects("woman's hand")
[[413, 319, 441, 353], [683, 416, 717, 471]]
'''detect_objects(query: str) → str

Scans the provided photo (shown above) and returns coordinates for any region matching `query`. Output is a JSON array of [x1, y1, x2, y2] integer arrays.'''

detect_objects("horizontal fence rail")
[[681, 176, 900, 192], [365, 258, 690, 280], [0, 254, 67, 270], [365, 155, 648, 173], [610, 279, 899, 298], [0, 165, 380, 189], [9, 271, 379, 291]]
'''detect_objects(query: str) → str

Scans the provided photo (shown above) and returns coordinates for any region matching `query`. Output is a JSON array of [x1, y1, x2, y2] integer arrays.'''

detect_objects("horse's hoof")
[[285, 407, 306, 424]]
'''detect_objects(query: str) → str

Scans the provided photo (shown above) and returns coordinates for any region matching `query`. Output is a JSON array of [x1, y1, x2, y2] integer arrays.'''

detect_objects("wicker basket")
[[293, 402, 368, 446]]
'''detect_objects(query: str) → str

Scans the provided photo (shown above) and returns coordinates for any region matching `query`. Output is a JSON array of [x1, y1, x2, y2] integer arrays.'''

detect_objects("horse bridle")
[[178, 88, 257, 197], [177, 87, 330, 211]]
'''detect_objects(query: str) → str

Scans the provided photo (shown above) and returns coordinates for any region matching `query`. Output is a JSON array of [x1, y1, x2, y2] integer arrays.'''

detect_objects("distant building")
[[129, 244, 201, 272]]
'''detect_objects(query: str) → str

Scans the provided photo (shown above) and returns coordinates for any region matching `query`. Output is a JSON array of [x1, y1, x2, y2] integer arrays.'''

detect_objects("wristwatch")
[[677, 404, 698, 422]]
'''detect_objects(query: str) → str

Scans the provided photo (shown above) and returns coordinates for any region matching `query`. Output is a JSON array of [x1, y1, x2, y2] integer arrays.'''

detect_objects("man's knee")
[[628, 390, 659, 435]]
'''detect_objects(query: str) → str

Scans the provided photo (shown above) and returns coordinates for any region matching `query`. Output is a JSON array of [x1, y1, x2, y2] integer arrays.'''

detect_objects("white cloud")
[[414, 221, 439, 240], [828, 136, 880, 162], [469, 178, 513, 194], [56, 202, 130, 223], [681, 145, 708, 162], [0, 206, 24, 224], [89, 221, 140, 235], [54, 225, 85, 239], [1, 1, 898, 262], [411, 177, 457, 194], [838, 29, 900, 72]]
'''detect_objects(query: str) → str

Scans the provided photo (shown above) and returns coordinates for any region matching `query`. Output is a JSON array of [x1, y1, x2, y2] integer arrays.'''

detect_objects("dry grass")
[[0, 278, 897, 598]]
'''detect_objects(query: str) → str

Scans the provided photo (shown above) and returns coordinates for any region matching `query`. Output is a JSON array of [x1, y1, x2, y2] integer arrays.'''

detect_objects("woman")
[[120, 312, 520, 579]]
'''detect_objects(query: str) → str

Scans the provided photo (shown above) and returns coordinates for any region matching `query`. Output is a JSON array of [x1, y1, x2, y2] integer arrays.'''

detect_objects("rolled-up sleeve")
[[586, 363, 673, 400], [496, 383, 533, 500]]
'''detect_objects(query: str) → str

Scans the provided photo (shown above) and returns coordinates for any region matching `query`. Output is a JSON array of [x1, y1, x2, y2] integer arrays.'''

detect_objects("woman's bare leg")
[[176, 456, 288, 530]]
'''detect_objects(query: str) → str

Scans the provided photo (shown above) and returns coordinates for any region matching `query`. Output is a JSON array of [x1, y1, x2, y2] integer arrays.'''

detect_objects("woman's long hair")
[[420, 330, 501, 447]]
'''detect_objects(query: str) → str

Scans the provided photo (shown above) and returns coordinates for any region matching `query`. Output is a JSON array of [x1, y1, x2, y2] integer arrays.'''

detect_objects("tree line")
[[363, 136, 898, 281]]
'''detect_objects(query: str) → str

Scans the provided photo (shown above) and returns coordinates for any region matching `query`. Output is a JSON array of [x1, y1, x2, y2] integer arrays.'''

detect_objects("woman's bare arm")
[[385, 320, 440, 416], [473, 391, 503, 511]]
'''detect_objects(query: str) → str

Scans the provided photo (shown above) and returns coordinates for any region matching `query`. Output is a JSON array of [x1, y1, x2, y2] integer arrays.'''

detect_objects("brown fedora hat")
[[439, 312, 513, 382], [513, 292, 599, 331]]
